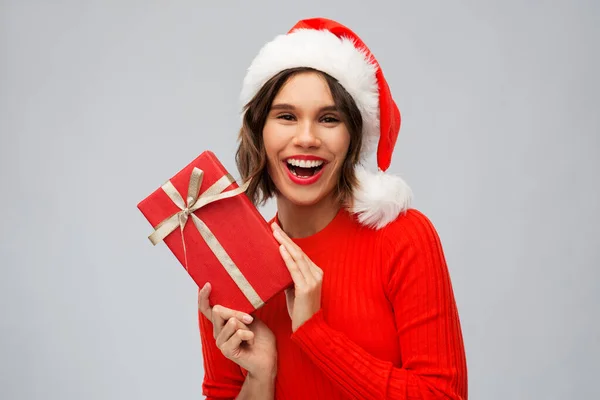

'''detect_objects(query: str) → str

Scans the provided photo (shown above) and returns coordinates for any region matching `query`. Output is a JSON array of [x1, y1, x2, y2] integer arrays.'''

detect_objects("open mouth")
[[285, 158, 325, 178]]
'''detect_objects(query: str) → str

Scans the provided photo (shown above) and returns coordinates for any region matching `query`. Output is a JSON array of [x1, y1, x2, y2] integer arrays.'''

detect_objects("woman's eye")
[[321, 115, 340, 123], [277, 114, 295, 121]]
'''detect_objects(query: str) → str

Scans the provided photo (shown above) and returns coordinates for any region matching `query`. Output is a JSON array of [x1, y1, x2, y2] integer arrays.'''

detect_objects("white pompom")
[[347, 166, 413, 230]]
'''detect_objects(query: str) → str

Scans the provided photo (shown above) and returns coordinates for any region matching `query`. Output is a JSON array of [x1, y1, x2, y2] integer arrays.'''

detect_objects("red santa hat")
[[240, 17, 412, 229]]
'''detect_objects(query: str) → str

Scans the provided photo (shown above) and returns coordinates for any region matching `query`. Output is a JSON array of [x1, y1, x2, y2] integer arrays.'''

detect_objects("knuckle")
[[297, 287, 310, 296]]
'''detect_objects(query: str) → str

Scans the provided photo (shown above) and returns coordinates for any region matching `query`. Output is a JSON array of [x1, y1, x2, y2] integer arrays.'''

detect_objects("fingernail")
[[243, 315, 253, 324]]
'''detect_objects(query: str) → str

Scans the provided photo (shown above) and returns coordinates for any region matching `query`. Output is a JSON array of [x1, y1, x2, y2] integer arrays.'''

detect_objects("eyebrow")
[[270, 103, 338, 112]]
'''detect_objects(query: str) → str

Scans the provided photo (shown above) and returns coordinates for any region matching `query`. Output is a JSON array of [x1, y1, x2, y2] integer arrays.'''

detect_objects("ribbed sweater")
[[198, 208, 468, 399]]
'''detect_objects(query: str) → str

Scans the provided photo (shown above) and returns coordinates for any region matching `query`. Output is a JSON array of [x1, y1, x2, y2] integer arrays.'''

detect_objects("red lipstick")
[[283, 155, 327, 186]]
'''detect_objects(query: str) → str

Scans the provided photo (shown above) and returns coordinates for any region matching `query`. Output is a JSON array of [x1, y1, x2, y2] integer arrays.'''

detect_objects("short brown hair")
[[235, 67, 363, 207]]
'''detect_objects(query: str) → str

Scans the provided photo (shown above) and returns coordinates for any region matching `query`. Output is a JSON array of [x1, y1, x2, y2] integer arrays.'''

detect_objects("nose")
[[292, 121, 321, 149]]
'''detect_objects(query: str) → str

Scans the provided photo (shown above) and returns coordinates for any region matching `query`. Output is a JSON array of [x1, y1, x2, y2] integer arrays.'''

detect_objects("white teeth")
[[286, 159, 324, 168]]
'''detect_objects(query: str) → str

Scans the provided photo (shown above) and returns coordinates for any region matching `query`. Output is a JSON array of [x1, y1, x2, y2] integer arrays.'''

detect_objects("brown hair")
[[235, 67, 363, 207]]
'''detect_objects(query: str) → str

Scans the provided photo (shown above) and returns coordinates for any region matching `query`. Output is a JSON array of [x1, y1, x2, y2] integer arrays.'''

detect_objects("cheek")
[[262, 126, 277, 159], [332, 130, 351, 160], [262, 127, 283, 175], [330, 133, 351, 177], [263, 143, 280, 169]]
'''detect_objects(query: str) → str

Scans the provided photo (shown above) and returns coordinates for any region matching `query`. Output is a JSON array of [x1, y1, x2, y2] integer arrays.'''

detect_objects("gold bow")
[[148, 167, 264, 309]]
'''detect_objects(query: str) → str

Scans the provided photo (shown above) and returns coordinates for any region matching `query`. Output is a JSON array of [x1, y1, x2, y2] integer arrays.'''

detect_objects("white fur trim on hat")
[[240, 28, 380, 157], [240, 27, 412, 230], [348, 166, 413, 229]]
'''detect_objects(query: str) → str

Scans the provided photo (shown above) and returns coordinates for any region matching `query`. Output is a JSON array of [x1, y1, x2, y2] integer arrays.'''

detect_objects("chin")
[[283, 193, 326, 207], [274, 181, 334, 208]]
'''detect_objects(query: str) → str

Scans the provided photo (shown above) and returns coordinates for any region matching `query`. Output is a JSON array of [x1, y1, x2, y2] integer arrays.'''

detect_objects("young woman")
[[197, 18, 468, 400]]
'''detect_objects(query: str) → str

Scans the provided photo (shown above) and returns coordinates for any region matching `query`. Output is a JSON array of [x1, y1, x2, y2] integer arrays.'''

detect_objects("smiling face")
[[262, 71, 351, 207], [235, 67, 363, 209]]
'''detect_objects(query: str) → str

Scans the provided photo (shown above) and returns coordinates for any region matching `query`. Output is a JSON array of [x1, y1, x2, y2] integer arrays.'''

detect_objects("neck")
[[276, 193, 341, 239]]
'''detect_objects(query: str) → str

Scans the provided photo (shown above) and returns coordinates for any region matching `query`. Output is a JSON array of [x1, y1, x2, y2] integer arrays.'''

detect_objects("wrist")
[[292, 308, 324, 333], [246, 369, 276, 399], [238, 366, 277, 400], [248, 364, 277, 383]]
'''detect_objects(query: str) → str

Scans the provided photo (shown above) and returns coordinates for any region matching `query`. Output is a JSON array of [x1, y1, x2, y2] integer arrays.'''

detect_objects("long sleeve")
[[289, 210, 468, 399], [197, 291, 245, 399]]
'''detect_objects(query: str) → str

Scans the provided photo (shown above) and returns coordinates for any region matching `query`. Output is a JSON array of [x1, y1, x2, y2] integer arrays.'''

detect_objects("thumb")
[[198, 283, 213, 320], [285, 287, 295, 317], [285, 287, 295, 300]]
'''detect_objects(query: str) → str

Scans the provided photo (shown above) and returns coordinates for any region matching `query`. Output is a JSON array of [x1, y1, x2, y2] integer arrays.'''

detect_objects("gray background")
[[1, 1, 598, 399]]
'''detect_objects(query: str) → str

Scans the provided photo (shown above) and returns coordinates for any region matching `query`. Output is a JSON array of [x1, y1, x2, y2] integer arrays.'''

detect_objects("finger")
[[198, 283, 213, 321], [272, 226, 316, 285], [220, 329, 255, 359], [216, 317, 249, 349], [211, 304, 254, 338], [279, 242, 316, 287], [272, 224, 304, 259], [308, 262, 324, 282], [296, 255, 317, 285], [285, 287, 295, 316], [279, 244, 307, 287]]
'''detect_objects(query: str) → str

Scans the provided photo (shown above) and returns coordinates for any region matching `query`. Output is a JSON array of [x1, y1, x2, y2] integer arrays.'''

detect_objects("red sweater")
[[198, 208, 468, 399]]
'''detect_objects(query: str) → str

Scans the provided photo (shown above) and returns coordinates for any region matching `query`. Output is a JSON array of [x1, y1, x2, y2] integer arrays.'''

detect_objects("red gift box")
[[137, 151, 292, 315]]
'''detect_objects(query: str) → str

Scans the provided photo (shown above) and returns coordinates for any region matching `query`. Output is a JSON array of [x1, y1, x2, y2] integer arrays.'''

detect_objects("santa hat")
[[240, 17, 412, 229]]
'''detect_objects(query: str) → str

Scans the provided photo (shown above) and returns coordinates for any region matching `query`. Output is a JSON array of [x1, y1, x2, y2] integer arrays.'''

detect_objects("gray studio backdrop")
[[1, 1, 598, 399]]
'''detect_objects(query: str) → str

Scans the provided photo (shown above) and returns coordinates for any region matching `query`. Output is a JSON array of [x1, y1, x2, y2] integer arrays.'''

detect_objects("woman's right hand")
[[198, 282, 277, 380]]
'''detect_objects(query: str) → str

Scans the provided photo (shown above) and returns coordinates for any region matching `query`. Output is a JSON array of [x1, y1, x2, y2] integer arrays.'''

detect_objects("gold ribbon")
[[148, 167, 264, 309]]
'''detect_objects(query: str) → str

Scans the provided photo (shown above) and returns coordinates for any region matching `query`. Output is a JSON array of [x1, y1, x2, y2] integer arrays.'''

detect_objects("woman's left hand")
[[271, 222, 323, 333]]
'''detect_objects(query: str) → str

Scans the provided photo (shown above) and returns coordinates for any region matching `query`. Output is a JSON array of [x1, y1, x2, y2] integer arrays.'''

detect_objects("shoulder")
[[377, 208, 441, 245], [375, 208, 446, 271], [378, 209, 449, 293]]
